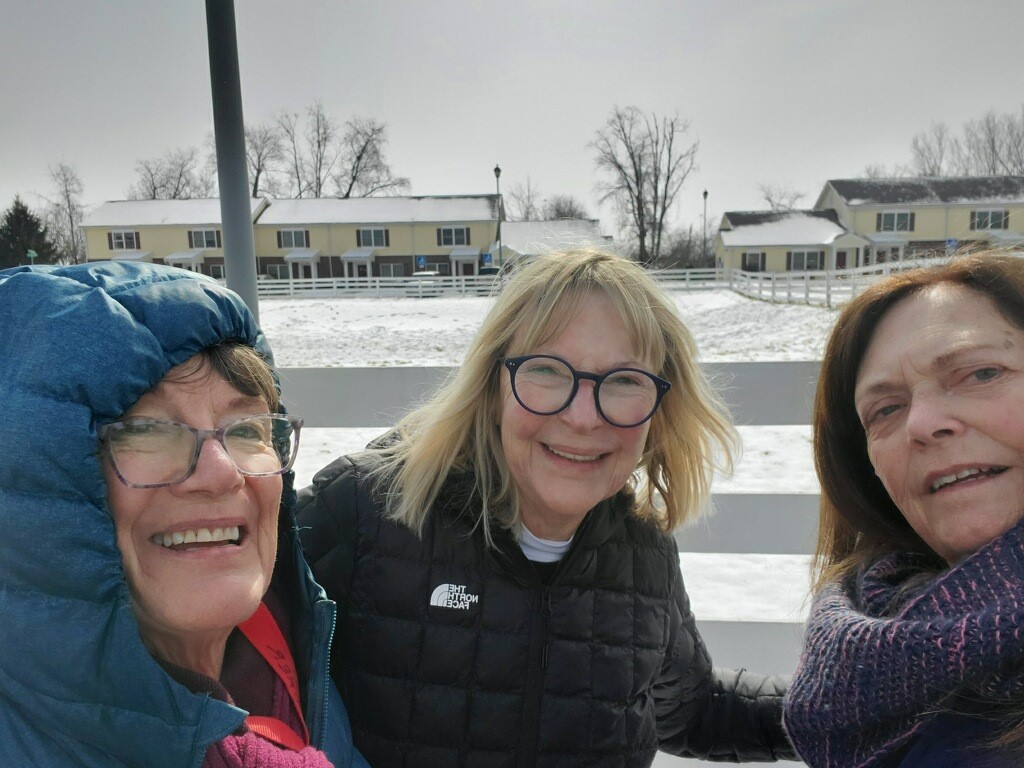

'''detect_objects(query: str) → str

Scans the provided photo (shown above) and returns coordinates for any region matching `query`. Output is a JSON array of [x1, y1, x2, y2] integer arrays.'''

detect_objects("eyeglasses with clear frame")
[[97, 413, 303, 489], [500, 354, 671, 428]]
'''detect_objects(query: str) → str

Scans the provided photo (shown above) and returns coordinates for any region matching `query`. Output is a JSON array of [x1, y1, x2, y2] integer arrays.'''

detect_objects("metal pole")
[[206, 0, 260, 322], [702, 189, 708, 265], [494, 165, 503, 268]]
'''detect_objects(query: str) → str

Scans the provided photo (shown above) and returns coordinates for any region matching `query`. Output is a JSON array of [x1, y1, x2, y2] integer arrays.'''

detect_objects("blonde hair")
[[369, 249, 737, 544]]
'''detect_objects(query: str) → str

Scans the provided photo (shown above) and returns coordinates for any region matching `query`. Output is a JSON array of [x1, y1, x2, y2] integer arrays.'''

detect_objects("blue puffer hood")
[[0, 262, 274, 766]]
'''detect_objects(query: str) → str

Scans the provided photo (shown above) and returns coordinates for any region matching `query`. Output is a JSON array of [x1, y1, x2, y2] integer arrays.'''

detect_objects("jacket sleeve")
[[295, 454, 365, 610], [654, 547, 797, 762]]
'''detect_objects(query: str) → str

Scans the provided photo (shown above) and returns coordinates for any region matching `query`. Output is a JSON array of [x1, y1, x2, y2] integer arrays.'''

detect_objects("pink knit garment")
[[205, 732, 334, 768]]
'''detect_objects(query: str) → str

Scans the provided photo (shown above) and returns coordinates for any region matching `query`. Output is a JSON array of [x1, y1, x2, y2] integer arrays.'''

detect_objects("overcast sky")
[[3, 0, 1023, 236]]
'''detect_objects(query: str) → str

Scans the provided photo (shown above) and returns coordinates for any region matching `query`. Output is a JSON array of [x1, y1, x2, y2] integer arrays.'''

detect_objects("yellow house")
[[253, 196, 501, 279], [715, 210, 868, 272], [82, 199, 268, 278], [715, 176, 1024, 272], [816, 176, 1024, 263]]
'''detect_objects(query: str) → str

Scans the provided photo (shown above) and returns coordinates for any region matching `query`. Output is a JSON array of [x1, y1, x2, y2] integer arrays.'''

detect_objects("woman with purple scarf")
[[783, 252, 1024, 767]]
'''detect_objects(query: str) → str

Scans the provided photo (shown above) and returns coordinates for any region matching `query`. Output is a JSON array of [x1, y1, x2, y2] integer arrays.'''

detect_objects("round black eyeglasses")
[[98, 414, 302, 489], [501, 354, 670, 428]]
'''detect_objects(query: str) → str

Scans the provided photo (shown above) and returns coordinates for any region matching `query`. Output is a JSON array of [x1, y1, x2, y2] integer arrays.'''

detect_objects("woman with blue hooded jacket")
[[0, 262, 366, 768]]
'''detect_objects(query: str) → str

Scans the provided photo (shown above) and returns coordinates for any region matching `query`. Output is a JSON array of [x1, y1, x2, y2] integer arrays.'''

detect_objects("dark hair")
[[813, 252, 1024, 588], [167, 341, 279, 413]]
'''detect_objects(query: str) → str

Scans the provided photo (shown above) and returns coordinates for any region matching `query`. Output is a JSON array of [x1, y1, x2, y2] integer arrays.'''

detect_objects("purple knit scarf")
[[783, 517, 1024, 768]]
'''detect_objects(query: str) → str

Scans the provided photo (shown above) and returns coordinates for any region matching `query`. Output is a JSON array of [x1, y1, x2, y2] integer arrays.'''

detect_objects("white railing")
[[727, 255, 953, 308]]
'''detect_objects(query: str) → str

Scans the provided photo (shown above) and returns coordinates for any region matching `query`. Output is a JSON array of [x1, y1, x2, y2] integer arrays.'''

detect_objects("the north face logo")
[[429, 583, 479, 610]]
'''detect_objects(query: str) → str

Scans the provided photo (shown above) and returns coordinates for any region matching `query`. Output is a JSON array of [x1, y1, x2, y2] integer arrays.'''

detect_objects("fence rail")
[[255, 257, 961, 306]]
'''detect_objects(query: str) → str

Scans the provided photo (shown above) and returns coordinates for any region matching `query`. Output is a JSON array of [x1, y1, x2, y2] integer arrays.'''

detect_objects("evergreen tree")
[[0, 197, 57, 269]]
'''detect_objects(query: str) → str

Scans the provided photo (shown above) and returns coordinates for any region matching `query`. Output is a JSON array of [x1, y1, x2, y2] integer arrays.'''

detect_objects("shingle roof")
[[719, 209, 853, 248], [82, 198, 267, 227], [827, 176, 1024, 205], [257, 195, 499, 225], [724, 209, 840, 227]]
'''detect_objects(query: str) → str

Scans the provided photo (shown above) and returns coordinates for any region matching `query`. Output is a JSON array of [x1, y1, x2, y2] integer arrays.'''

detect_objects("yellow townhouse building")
[[82, 198, 268, 278], [716, 176, 1024, 272], [82, 195, 502, 279], [253, 195, 500, 279]]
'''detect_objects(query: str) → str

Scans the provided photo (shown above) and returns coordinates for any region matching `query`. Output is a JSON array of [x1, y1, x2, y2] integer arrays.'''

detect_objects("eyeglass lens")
[[105, 415, 298, 486], [512, 356, 660, 426]]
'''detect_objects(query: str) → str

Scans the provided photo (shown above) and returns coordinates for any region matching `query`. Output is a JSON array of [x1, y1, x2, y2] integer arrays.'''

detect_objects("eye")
[[864, 402, 903, 426], [970, 366, 1001, 383], [605, 371, 645, 387]]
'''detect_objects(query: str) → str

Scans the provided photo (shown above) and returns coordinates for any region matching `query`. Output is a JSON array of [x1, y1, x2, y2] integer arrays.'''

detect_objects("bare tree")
[[333, 117, 410, 198], [506, 177, 543, 221], [42, 162, 86, 264], [542, 194, 589, 220], [757, 183, 804, 212], [245, 123, 285, 197], [275, 110, 308, 198], [592, 106, 697, 265], [861, 163, 910, 179], [127, 147, 208, 199], [304, 101, 339, 198], [910, 122, 952, 176]]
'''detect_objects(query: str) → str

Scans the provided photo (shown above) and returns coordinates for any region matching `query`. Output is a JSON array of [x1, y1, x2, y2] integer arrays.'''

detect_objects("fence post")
[[825, 270, 832, 308]]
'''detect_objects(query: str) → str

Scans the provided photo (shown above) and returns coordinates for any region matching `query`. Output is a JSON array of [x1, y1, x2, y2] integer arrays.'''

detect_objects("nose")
[[904, 390, 963, 445], [177, 436, 243, 494], [558, 380, 604, 431]]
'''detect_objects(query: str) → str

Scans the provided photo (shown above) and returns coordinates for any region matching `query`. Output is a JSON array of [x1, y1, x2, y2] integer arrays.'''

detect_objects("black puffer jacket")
[[297, 452, 795, 767]]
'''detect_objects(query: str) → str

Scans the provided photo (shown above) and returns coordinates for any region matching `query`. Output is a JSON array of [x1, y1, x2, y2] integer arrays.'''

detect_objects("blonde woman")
[[299, 249, 796, 766]]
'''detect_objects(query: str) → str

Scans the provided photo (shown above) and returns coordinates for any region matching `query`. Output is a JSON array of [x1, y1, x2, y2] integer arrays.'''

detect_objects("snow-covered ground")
[[261, 289, 833, 626]]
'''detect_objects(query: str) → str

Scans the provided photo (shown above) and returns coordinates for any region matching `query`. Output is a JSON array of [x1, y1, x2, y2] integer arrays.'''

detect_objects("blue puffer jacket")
[[0, 262, 366, 768]]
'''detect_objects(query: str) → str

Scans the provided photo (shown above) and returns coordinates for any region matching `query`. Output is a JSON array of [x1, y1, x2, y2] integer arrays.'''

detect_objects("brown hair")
[[167, 341, 280, 413], [813, 252, 1024, 589]]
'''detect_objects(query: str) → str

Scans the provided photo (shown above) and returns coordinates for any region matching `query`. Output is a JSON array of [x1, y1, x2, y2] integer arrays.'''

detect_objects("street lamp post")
[[494, 164, 503, 268], [702, 189, 708, 265]]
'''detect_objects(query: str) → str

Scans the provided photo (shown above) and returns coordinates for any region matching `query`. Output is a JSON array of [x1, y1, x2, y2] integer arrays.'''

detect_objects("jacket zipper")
[[517, 583, 552, 768]]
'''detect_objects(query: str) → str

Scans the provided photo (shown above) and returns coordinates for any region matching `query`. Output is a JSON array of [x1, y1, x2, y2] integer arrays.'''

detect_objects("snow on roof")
[[501, 219, 614, 257], [826, 176, 1024, 206], [257, 195, 498, 225], [719, 210, 849, 247], [82, 199, 267, 227]]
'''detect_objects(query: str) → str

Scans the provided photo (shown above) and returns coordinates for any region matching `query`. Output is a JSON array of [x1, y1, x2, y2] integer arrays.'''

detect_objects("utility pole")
[[702, 189, 708, 265]]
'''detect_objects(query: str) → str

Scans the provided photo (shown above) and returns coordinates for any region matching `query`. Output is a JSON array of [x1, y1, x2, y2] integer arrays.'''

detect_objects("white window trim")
[[266, 263, 289, 279], [111, 230, 139, 250], [879, 211, 912, 232], [280, 229, 308, 249], [358, 228, 387, 247], [791, 250, 824, 270], [190, 229, 219, 248], [439, 227, 469, 247], [972, 209, 1008, 231], [380, 263, 405, 277]]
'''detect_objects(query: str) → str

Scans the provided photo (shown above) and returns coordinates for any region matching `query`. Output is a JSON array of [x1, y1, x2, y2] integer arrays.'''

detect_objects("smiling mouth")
[[545, 444, 603, 463], [150, 526, 242, 549], [929, 467, 1007, 493]]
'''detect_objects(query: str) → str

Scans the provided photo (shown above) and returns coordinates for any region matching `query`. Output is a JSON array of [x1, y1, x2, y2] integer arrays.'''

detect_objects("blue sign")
[[482, 252, 492, 264], [416, 255, 427, 269]]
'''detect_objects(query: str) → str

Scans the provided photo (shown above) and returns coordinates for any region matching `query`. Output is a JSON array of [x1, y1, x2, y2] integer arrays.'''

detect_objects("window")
[[357, 228, 389, 247], [189, 229, 221, 248], [876, 211, 914, 232], [208, 264, 225, 279], [788, 250, 824, 270], [380, 263, 405, 277], [971, 209, 1009, 230], [742, 252, 765, 272], [108, 230, 140, 250], [266, 263, 289, 279], [436, 227, 470, 246], [277, 229, 308, 249]]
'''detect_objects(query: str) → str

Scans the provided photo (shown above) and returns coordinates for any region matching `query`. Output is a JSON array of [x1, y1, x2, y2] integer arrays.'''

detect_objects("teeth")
[[150, 525, 241, 548], [548, 446, 600, 462], [931, 468, 985, 492]]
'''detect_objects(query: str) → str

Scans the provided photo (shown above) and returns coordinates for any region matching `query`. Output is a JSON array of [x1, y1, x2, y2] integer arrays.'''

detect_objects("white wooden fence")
[[255, 258, 955, 308]]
